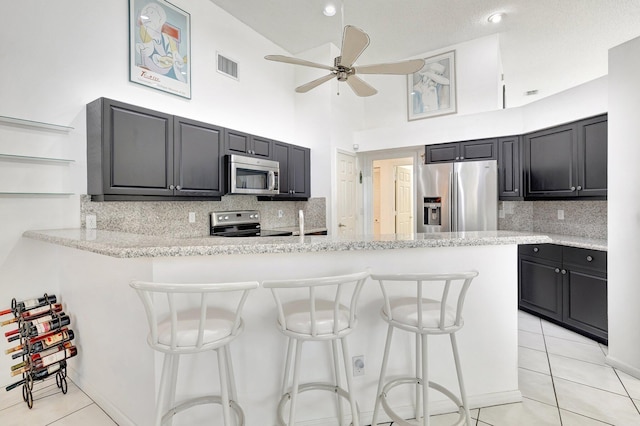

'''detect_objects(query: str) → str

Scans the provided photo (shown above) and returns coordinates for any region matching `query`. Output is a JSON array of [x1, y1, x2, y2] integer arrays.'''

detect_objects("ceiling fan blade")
[[346, 75, 378, 97], [265, 55, 336, 71], [339, 25, 370, 68], [354, 59, 426, 75], [295, 73, 336, 93]]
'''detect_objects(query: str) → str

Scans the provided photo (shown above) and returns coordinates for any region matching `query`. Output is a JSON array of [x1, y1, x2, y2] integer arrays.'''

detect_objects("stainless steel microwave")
[[226, 154, 280, 195]]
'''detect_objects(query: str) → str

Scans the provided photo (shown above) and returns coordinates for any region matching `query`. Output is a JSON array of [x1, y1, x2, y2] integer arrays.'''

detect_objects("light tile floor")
[[2, 310, 640, 425]]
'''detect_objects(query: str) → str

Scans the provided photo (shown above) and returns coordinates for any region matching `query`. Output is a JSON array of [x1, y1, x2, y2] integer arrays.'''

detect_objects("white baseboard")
[[606, 355, 640, 379], [67, 366, 136, 426]]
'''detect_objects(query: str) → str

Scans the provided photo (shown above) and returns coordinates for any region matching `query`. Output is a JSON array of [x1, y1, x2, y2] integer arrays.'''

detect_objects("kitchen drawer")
[[562, 246, 607, 273], [518, 244, 562, 261]]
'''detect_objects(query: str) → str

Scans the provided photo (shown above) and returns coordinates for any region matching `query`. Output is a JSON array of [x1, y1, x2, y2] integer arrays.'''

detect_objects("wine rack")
[[2, 294, 77, 408]]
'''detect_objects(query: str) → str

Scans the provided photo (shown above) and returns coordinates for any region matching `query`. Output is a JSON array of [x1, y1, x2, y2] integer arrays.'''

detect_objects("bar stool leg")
[[282, 338, 295, 396], [450, 333, 471, 426], [288, 340, 304, 425], [415, 333, 422, 422], [217, 347, 232, 425], [331, 340, 345, 425], [155, 354, 172, 426], [166, 354, 180, 426], [224, 345, 238, 403], [371, 324, 394, 426], [421, 334, 430, 426], [340, 337, 359, 426]]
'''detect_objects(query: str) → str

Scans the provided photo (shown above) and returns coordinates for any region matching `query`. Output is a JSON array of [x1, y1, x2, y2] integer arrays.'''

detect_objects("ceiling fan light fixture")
[[488, 12, 504, 24], [323, 4, 337, 17]]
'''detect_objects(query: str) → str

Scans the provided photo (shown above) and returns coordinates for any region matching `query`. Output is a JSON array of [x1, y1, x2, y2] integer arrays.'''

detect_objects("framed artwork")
[[129, 0, 191, 98], [407, 51, 456, 121]]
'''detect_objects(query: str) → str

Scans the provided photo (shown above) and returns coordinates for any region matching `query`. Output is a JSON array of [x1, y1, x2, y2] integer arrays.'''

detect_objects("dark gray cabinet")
[[519, 244, 607, 343], [87, 98, 223, 201], [498, 136, 522, 199], [271, 141, 311, 199], [224, 128, 272, 159], [173, 117, 224, 197], [425, 138, 497, 164], [523, 114, 607, 199]]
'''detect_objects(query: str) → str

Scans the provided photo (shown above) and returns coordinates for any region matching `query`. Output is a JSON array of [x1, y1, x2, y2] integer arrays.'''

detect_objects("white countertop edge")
[[21, 229, 563, 259]]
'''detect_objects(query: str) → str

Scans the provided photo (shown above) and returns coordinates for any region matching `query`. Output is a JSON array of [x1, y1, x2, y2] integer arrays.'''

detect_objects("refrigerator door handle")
[[451, 170, 457, 232]]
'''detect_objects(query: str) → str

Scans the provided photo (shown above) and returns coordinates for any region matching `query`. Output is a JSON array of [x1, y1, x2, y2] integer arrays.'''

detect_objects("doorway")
[[372, 157, 414, 236]]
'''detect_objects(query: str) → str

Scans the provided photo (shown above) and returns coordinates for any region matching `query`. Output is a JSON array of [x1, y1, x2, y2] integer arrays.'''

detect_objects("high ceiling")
[[209, 0, 640, 107]]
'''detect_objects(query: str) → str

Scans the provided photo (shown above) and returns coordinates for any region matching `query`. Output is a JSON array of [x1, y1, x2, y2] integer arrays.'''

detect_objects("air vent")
[[217, 53, 238, 80]]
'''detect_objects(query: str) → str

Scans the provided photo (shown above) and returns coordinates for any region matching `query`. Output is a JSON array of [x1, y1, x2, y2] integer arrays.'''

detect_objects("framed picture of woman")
[[407, 51, 456, 121], [129, 0, 191, 98]]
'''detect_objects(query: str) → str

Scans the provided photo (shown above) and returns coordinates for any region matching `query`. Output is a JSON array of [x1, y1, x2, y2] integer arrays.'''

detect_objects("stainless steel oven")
[[226, 155, 279, 195], [210, 210, 292, 237]]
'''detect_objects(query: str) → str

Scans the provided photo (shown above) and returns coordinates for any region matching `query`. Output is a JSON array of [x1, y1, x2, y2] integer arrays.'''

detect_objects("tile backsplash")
[[499, 200, 607, 240], [81, 195, 326, 237]]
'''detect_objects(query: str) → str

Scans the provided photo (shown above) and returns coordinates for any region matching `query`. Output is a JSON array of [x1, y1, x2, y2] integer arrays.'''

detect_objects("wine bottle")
[[11, 329, 75, 359], [22, 315, 70, 338], [5, 311, 67, 338], [11, 346, 77, 376], [5, 327, 72, 354], [5, 361, 65, 392], [11, 341, 73, 371], [1, 303, 64, 327], [0, 295, 57, 317]]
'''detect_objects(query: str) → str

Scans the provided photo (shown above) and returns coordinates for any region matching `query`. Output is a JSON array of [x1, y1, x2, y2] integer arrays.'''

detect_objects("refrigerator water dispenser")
[[423, 197, 442, 226]]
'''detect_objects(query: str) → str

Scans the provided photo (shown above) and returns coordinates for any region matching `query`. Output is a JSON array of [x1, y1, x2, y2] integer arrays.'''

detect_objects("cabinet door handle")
[[533, 247, 539, 253], [586, 255, 593, 262], [555, 268, 560, 273], [460, 156, 464, 160], [515, 188, 518, 192], [169, 184, 175, 190], [455, 156, 460, 160], [570, 186, 576, 191], [577, 185, 582, 191], [176, 185, 182, 190], [561, 269, 567, 275]]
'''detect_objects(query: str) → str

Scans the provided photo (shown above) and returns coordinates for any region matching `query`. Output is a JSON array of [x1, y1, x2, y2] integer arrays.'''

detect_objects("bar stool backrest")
[[262, 271, 370, 339], [130, 281, 259, 354], [371, 271, 478, 334]]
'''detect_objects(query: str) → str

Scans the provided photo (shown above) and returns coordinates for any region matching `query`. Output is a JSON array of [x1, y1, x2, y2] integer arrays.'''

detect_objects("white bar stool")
[[130, 280, 258, 426], [370, 271, 478, 426], [262, 270, 370, 426]]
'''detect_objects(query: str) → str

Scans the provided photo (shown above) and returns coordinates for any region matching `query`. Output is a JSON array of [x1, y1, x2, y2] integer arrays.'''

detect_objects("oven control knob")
[[250, 214, 255, 219], [218, 216, 223, 221], [224, 216, 229, 220]]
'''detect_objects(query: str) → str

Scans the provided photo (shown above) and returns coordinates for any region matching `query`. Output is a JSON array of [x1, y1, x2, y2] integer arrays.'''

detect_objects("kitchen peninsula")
[[23, 229, 550, 426]]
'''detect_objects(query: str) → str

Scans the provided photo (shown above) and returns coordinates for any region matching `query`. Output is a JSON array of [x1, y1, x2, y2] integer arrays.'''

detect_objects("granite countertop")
[[23, 229, 553, 259], [545, 234, 607, 251]]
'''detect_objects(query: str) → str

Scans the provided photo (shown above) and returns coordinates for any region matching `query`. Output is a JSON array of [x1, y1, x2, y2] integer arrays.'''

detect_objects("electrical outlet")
[[353, 355, 364, 376], [278, 210, 283, 218], [86, 215, 96, 229], [188, 212, 196, 223], [557, 209, 564, 220]]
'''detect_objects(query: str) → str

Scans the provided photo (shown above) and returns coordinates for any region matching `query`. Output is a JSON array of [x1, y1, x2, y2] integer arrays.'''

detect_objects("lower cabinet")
[[518, 244, 607, 343]]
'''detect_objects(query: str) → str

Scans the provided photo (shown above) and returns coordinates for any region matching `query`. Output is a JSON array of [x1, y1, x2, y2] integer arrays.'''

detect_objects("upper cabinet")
[[425, 138, 497, 163], [87, 98, 223, 201], [498, 136, 522, 200], [224, 128, 272, 159], [270, 141, 311, 199], [523, 114, 607, 199]]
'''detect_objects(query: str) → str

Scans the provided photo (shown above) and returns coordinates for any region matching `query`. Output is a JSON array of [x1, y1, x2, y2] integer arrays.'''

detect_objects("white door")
[[337, 151, 357, 236], [395, 165, 413, 234]]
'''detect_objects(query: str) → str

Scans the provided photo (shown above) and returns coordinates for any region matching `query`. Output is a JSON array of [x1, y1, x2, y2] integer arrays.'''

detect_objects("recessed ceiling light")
[[323, 4, 336, 17], [488, 13, 504, 24]]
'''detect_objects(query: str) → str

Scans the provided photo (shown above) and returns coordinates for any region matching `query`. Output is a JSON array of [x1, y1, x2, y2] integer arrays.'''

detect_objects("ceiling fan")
[[265, 25, 425, 97]]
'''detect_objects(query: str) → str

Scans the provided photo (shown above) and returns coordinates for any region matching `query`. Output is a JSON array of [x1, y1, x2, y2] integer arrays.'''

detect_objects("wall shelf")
[[0, 192, 74, 197], [0, 115, 73, 132], [0, 153, 74, 164]]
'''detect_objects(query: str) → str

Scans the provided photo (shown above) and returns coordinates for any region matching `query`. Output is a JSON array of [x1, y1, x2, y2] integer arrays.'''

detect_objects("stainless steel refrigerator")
[[416, 160, 498, 232]]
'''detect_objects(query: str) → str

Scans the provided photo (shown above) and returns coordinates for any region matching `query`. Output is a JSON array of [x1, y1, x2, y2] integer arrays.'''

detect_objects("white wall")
[[0, 0, 302, 387], [607, 36, 640, 378]]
